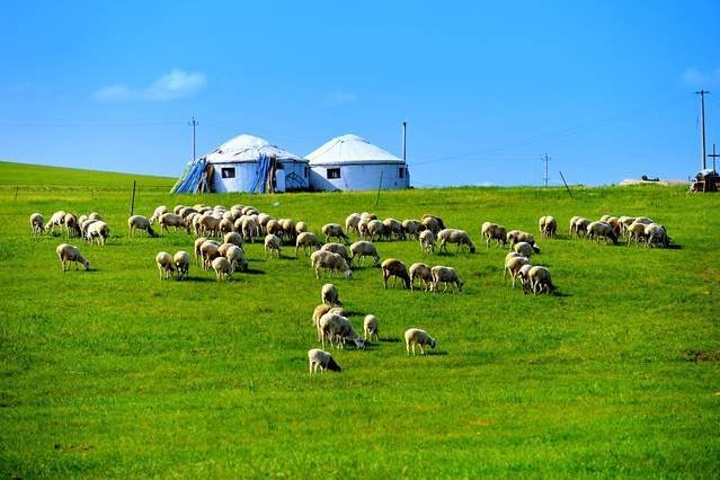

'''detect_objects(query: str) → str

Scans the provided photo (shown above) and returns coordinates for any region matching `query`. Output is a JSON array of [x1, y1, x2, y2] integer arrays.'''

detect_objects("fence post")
[[130, 180, 136, 216], [14, 187, 19, 200]]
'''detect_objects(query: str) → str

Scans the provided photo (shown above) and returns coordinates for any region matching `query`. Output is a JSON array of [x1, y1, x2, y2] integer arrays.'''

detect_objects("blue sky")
[[1, 1, 719, 186]]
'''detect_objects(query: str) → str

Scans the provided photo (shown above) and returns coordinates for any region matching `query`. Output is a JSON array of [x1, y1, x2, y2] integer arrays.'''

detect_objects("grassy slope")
[[0, 164, 718, 478], [0, 161, 174, 187]]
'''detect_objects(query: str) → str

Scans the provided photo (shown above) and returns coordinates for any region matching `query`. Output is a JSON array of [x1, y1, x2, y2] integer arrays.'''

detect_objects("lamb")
[[149, 205, 168, 224], [645, 223, 670, 248], [538, 216, 557, 238], [363, 314, 379, 342], [349, 240, 380, 267], [211, 257, 233, 281], [321, 242, 351, 262], [63, 213, 81, 238], [587, 221, 618, 244], [295, 231, 322, 257], [322, 223, 349, 244], [45, 210, 67, 234], [409, 262, 434, 291], [155, 251, 175, 280], [431, 265, 463, 293], [318, 312, 365, 349], [128, 215, 157, 237], [381, 258, 411, 289], [321, 283, 341, 306], [225, 245, 248, 272], [30, 213, 44, 235], [308, 348, 342, 374], [419, 230, 436, 254], [513, 241, 537, 258], [438, 228, 476, 253], [86, 221, 110, 245], [160, 213, 189, 234], [404, 328, 436, 356], [481, 222, 507, 248], [264, 234, 282, 259], [402, 219, 423, 240], [527, 266, 555, 295], [173, 251, 190, 280], [56, 243, 90, 271], [505, 255, 530, 287], [345, 213, 362, 236], [310, 250, 353, 279]]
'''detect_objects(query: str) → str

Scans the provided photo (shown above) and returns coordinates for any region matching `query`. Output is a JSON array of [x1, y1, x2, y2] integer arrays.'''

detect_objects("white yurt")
[[171, 134, 310, 194], [307, 134, 410, 191]]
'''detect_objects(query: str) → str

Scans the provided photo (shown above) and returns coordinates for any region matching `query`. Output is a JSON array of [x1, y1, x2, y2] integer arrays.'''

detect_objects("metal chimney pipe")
[[401, 121, 407, 162]]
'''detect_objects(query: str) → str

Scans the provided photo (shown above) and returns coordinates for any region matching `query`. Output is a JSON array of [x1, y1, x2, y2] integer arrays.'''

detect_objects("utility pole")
[[542, 154, 550, 187], [695, 90, 709, 170], [188, 117, 199, 161]]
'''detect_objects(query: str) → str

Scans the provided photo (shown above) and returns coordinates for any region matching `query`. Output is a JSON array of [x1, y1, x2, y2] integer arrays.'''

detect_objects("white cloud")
[[92, 69, 207, 102], [325, 91, 358, 105], [682, 67, 720, 88]]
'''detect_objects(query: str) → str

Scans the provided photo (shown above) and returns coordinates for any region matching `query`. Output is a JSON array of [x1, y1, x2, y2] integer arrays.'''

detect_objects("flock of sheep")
[[31, 202, 670, 374]]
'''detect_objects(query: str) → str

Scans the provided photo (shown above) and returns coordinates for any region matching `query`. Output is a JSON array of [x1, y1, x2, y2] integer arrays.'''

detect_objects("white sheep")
[[421, 214, 445, 233], [128, 215, 157, 237], [349, 240, 380, 267], [155, 251, 174, 279], [310, 250, 353, 279], [363, 315, 379, 342], [645, 223, 670, 248], [173, 251, 190, 280], [572, 218, 591, 238], [56, 243, 90, 271], [404, 328, 436, 356], [312, 304, 349, 330], [223, 231, 243, 248], [381, 258, 411, 289], [431, 265, 463, 293], [402, 219, 423, 240], [264, 234, 282, 259], [516, 264, 533, 291], [295, 221, 309, 235], [438, 228, 476, 253], [30, 213, 44, 235], [538, 216, 557, 238], [212, 256, 232, 281], [513, 241, 537, 257], [345, 213, 362, 236], [45, 210, 67, 234], [383, 218, 404, 240], [587, 221, 618, 244], [150, 205, 168, 224], [505, 255, 530, 287], [242, 215, 259, 243], [86, 221, 109, 245], [159, 213, 189, 234], [321, 283, 341, 306], [321, 242, 351, 262], [63, 213, 81, 238], [322, 223, 350, 243], [527, 266, 555, 295], [200, 239, 221, 270], [365, 220, 385, 242], [419, 230, 436, 254], [295, 231, 322, 257], [308, 348, 342, 374], [481, 222, 507, 248], [506, 230, 537, 247], [319, 312, 365, 349], [225, 245, 248, 272], [409, 262, 433, 291], [280, 219, 296, 243]]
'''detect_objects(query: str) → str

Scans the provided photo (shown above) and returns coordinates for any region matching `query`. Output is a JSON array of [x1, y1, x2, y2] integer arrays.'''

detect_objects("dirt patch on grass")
[[683, 349, 720, 362]]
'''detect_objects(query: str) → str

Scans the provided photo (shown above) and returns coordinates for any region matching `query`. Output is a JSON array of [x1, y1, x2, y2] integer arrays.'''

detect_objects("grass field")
[[1, 161, 718, 478]]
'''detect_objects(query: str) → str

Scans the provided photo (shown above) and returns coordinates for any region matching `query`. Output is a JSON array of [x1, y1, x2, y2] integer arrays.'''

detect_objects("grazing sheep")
[[79, 218, 97, 239], [242, 205, 259, 216], [193, 237, 208, 265], [506, 230, 537, 247], [311, 304, 349, 330], [409, 262, 434, 291], [63, 213, 81, 238], [431, 265, 463, 293], [199, 214, 222, 237], [404, 328, 436, 356], [587, 221, 618, 244], [321, 242, 351, 262], [365, 219, 386, 242], [517, 264, 533, 291], [295, 231, 322, 257], [402, 219, 423, 240], [295, 221, 309, 235], [481, 222, 507, 248], [364, 315, 379, 342], [128, 215, 156, 237], [381, 258, 411, 289], [225, 245, 248, 272], [505, 256, 530, 287], [150, 205, 168, 224], [45, 210, 67, 234], [223, 231, 243, 248], [345, 213, 362, 236], [310, 250, 353, 279], [30, 213, 44, 235], [383, 218, 404, 240], [173, 251, 190, 280], [56, 243, 90, 271], [569, 216, 582, 236], [88, 212, 104, 222], [572, 218, 591, 238], [358, 217, 371, 240], [421, 214, 445, 233], [360, 212, 378, 222], [219, 218, 234, 235], [212, 257, 233, 281], [280, 219, 296, 243], [319, 312, 365, 349], [514, 241, 537, 257], [322, 223, 349, 244], [241, 216, 259, 243], [160, 213, 189, 234], [86, 221, 110, 245], [258, 213, 273, 234], [264, 234, 282, 259], [200, 239, 221, 270], [539, 216, 557, 238], [321, 283, 341, 306], [527, 266, 555, 294], [645, 223, 670, 248], [419, 230, 436, 254], [266, 219, 283, 237], [155, 251, 175, 280], [308, 348, 342, 374], [438, 228, 476, 253], [349, 240, 380, 267]]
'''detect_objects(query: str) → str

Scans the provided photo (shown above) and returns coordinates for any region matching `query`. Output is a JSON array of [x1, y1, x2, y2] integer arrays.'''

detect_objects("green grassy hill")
[[0, 161, 174, 188], [1, 163, 718, 477]]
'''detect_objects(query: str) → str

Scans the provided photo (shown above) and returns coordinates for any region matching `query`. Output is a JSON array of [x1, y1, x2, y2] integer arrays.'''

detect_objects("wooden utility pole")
[[188, 117, 199, 161], [695, 91, 709, 170]]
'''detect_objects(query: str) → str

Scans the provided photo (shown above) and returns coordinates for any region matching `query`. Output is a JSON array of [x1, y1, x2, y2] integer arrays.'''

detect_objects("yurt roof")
[[306, 134, 404, 166], [204, 134, 307, 164]]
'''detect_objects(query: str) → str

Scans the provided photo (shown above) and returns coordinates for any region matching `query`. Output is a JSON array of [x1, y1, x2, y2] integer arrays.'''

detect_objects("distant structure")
[[307, 134, 410, 191], [171, 134, 309, 194]]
